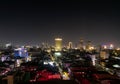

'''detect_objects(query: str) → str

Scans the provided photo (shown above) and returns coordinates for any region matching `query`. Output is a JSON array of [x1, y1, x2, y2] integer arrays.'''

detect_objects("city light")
[[113, 64, 120, 68], [54, 52, 61, 56], [110, 44, 114, 49], [89, 46, 95, 50], [1, 1, 120, 84], [116, 48, 120, 50], [103, 45, 107, 49], [55, 38, 62, 51], [55, 38, 62, 41]]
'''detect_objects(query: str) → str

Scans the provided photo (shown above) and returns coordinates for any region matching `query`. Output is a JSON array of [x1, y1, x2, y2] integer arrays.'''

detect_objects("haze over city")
[[0, 1, 120, 46]]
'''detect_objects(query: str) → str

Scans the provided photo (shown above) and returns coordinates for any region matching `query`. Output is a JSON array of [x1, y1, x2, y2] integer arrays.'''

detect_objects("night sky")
[[0, 1, 120, 46]]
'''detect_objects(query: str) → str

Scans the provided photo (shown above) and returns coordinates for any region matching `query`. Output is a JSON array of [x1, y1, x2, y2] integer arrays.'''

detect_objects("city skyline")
[[0, 1, 120, 46]]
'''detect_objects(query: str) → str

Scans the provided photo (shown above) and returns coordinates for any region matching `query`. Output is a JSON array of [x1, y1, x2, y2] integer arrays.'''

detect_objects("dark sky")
[[0, 0, 120, 46]]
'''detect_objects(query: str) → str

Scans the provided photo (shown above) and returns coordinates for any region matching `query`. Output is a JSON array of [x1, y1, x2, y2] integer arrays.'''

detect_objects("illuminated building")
[[100, 51, 109, 59], [90, 55, 96, 66], [68, 42, 73, 49], [103, 45, 107, 49], [14, 47, 28, 57], [55, 38, 62, 51], [116, 48, 120, 50], [86, 41, 92, 51], [79, 38, 84, 50], [110, 44, 114, 49], [5, 43, 12, 48], [102, 44, 114, 50], [16, 59, 22, 67]]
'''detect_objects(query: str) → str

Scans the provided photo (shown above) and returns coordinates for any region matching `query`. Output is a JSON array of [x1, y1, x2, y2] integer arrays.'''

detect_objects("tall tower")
[[68, 42, 73, 49], [55, 38, 62, 51], [79, 38, 84, 50], [86, 41, 92, 51]]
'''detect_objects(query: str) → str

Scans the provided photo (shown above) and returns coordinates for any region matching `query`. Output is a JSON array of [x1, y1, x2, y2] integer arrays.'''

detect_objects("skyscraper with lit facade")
[[79, 38, 84, 50], [68, 42, 73, 49], [55, 38, 62, 51], [86, 41, 92, 51]]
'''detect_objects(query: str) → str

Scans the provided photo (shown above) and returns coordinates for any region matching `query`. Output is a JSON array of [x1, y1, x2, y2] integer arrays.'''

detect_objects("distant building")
[[55, 38, 62, 51], [101, 44, 114, 50], [5, 43, 12, 48], [86, 41, 92, 51], [79, 38, 84, 50], [68, 42, 73, 49], [100, 50, 109, 59], [5, 43, 12, 49], [109, 44, 114, 49], [14, 47, 28, 58]]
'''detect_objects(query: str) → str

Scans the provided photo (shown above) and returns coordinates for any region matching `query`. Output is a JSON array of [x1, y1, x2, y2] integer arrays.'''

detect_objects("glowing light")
[[55, 38, 62, 51], [113, 64, 120, 68], [75, 48, 78, 49], [116, 48, 120, 50], [16, 59, 21, 67], [110, 44, 114, 49], [47, 49, 51, 53], [103, 45, 107, 49], [54, 52, 61, 56], [48, 74, 61, 79], [6, 43, 11, 47], [44, 62, 48, 65], [89, 46, 94, 50], [14, 47, 28, 57], [91, 55, 96, 66], [48, 62, 54, 66], [62, 72, 70, 80], [55, 38, 62, 41], [113, 57, 120, 60]]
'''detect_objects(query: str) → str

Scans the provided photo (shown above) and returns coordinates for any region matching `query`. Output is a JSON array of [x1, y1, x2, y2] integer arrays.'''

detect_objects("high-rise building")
[[55, 38, 62, 51], [68, 42, 73, 49], [79, 38, 84, 50], [86, 41, 92, 51]]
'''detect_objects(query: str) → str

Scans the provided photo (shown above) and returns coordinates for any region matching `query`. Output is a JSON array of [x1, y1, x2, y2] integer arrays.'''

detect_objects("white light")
[[114, 57, 120, 60], [103, 45, 107, 49], [55, 52, 61, 56], [113, 64, 120, 68], [89, 46, 94, 50], [116, 48, 120, 50], [55, 38, 62, 41], [48, 62, 54, 66], [75, 48, 78, 50], [110, 44, 114, 49], [44, 62, 48, 65], [91, 55, 96, 66], [24, 50, 27, 52]]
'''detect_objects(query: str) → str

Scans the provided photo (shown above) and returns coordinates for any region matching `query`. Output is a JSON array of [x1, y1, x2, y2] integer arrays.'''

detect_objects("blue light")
[[14, 48, 28, 57]]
